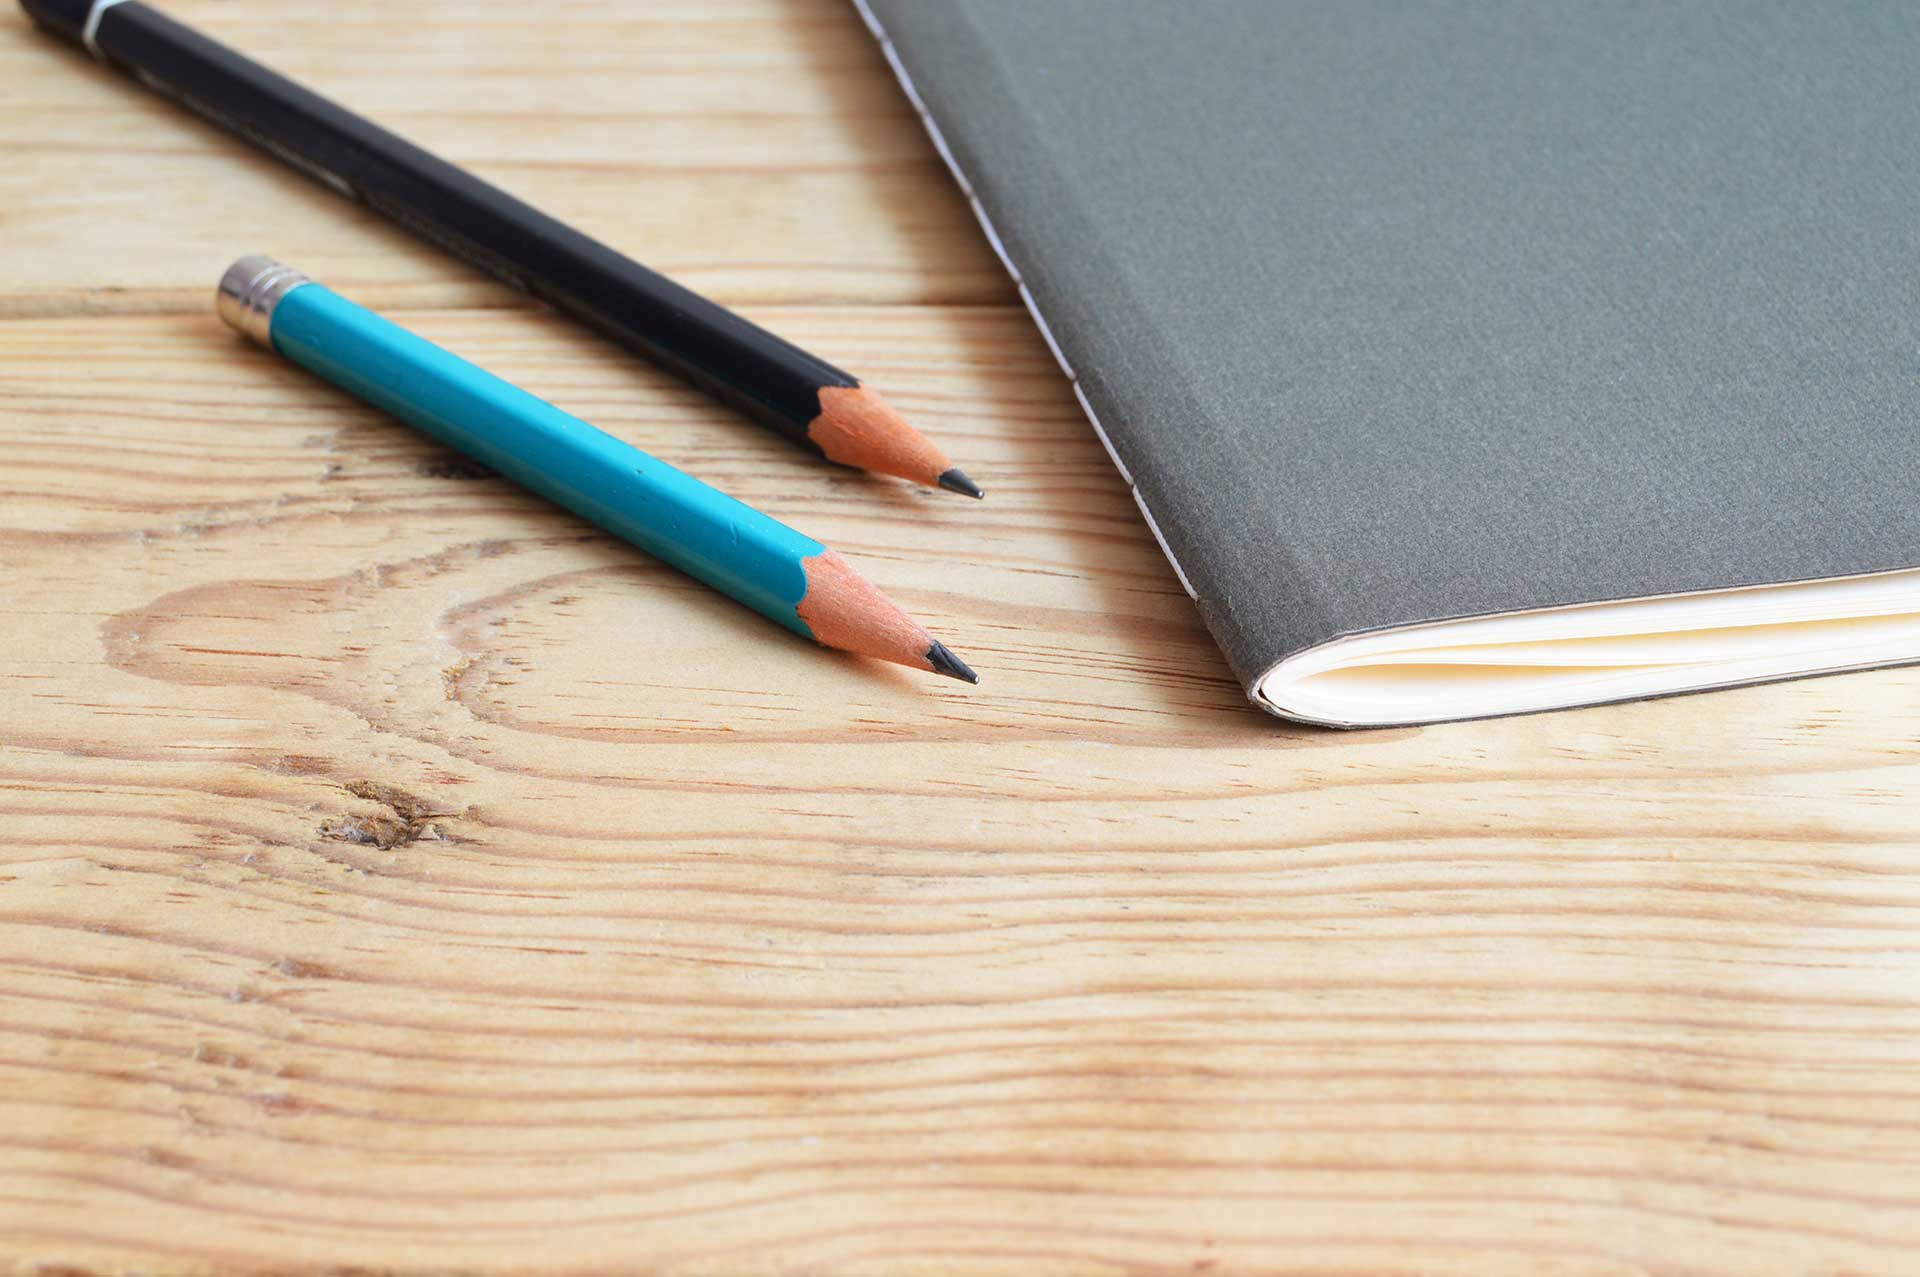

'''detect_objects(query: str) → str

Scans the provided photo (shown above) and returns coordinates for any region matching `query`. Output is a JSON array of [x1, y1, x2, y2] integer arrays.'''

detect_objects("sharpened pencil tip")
[[925, 640, 980, 684], [937, 468, 986, 499]]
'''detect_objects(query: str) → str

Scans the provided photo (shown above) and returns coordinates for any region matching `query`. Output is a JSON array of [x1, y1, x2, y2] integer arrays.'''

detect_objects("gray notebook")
[[857, 0, 1920, 726]]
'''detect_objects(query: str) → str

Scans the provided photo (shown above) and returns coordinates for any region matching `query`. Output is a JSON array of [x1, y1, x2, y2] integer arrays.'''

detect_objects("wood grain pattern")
[[5, 3, 1920, 1275]]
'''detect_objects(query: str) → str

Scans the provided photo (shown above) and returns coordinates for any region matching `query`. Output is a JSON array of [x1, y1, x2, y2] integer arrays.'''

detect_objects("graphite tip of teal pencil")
[[215, 256, 979, 684]]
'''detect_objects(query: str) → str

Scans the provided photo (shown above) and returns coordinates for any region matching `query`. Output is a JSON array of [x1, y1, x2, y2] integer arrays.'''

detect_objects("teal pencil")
[[216, 256, 977, 683]]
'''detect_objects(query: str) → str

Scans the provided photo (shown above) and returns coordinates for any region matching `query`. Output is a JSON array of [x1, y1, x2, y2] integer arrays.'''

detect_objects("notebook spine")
[[851, 0, 1197, 602]]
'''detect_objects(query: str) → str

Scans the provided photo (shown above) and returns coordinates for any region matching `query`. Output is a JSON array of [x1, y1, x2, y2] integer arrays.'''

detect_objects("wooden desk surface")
[[5, 3, 1920, 1273]]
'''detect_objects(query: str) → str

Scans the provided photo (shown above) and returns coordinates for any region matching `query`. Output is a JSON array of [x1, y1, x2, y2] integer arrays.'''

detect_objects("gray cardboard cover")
[[860, 0, 1920, 711]]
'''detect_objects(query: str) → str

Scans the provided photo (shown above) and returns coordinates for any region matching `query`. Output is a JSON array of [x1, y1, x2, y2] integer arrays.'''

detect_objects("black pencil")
[[21, 0, 984, 498]]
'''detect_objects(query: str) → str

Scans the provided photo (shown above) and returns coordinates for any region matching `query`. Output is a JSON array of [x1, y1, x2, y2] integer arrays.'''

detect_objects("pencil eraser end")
[[19, 0, 93, 44], [217, 256, 312, 347]]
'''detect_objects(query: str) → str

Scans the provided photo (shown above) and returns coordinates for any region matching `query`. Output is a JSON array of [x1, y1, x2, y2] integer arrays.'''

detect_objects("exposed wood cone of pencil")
[[810, 385, 984, 497]]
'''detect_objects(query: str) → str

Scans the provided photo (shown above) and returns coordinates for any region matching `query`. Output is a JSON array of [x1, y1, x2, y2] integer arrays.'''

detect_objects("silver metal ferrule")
[[217, 256, 312, 348]]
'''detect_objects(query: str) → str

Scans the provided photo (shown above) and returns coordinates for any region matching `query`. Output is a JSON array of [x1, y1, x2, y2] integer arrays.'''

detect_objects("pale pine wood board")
[[6, 3, 1920, 1276]]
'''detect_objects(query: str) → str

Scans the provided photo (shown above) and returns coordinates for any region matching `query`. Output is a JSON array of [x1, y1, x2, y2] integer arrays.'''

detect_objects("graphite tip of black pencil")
[[937, 468, 986, 499], [925, 640, 980, 684]]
